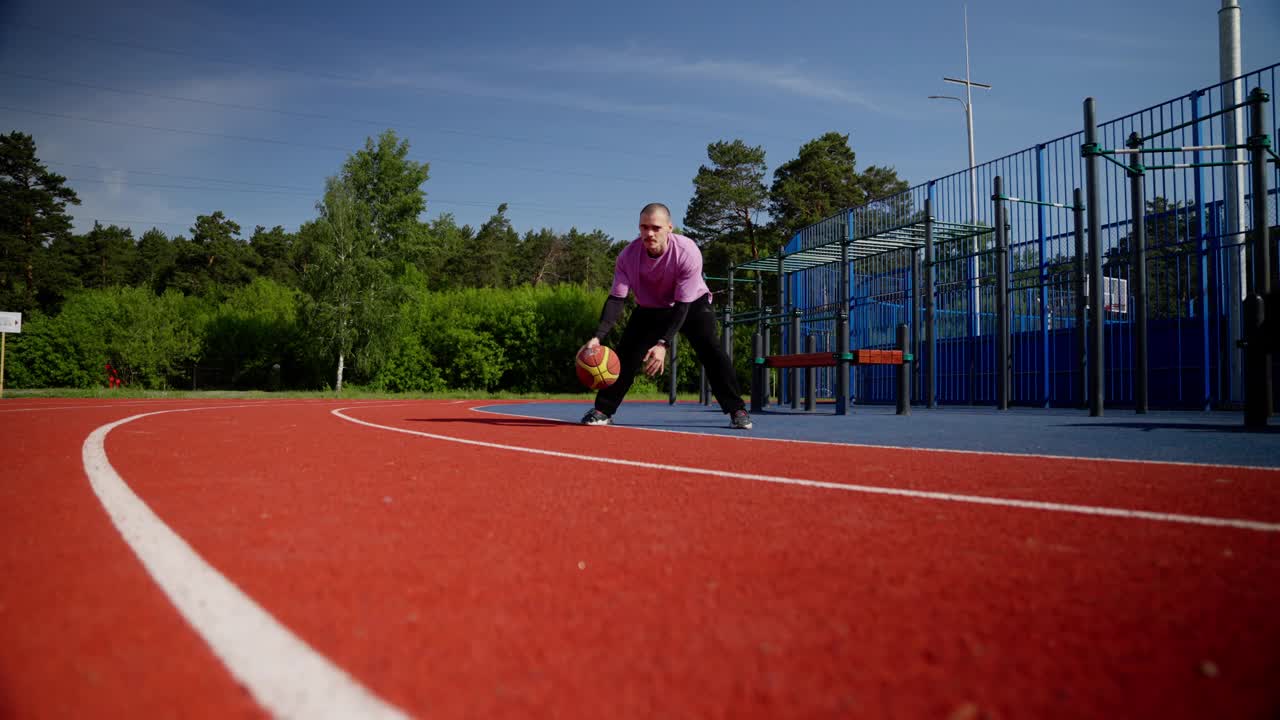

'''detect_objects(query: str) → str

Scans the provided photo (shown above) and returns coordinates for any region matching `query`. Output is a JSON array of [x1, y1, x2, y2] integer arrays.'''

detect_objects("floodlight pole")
[[930, 4, 991, 348]]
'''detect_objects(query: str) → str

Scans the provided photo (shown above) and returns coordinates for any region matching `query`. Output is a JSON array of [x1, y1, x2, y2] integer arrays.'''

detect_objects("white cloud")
[[535, 48, 885, 113]]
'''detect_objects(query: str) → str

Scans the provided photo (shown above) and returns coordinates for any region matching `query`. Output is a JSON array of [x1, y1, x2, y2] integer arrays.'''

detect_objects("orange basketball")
[[576, 345, 620, 390]]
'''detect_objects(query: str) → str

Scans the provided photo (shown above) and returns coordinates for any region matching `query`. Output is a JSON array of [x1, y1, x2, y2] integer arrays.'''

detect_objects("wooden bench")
[[751, 341, 913, 416]]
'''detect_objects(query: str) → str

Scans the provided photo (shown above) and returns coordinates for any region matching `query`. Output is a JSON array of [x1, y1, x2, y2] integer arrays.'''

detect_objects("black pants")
[[595, 295, 745, 416]]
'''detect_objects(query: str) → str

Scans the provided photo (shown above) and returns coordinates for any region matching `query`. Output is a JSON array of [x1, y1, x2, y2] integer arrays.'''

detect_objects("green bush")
[[5, 287, 205, 389], [201, 278, 304, 388]]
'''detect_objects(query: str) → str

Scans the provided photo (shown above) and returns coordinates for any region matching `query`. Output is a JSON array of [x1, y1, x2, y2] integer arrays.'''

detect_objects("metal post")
[[763, 309, 772, 405], [751, 332, 764, 413], [1035, 144, 1050, 408], [700, 364, 708, 405], [790, 309, 802, 409], [1244, 86, 1273, 428], [1073, 188, 1087, 409], [896, 323, 910, 415], [994, 175, 1009, 410], [911, 249, 921, 403], [780, 252, 788, 406], [838, 230, 851, 414], [1221, 0, 1247, 406], [1084, 97, 1106, 417], [924, 196, 937, 408], [1191, 90, 1212, 411], [726, 269, 735, 368], [805, 334, 817, 412], [668, 335, 678, 405], [836, 312, 850, 415], [1127, 132, 1149, 414]]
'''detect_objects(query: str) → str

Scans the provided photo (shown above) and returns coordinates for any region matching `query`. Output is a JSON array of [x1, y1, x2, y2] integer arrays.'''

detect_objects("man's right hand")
[[579, 337, 601, 355]]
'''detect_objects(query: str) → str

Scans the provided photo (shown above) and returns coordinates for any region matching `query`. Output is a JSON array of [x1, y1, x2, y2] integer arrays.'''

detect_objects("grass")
[[0, 386, 704, 402]]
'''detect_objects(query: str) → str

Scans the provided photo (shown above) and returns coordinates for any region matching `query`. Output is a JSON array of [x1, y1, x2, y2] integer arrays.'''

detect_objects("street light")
[[929, 3, 991, 338], [927, 3, 992, 224], [928, 94, 976, 222]]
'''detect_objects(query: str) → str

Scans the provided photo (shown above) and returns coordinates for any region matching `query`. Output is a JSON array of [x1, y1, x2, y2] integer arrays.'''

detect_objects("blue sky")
[[2, 0, 1277, 245]]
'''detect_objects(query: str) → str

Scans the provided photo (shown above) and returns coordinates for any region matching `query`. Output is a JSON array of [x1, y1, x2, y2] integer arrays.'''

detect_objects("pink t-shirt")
[[609, 233, 711, 308]]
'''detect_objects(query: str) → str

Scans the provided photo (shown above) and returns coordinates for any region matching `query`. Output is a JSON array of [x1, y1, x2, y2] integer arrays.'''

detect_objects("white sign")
[[0, 312, 20, 334], [1101, 276, 1129, 315]]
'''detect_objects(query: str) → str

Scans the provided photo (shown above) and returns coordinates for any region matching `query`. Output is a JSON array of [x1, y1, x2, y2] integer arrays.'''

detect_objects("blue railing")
[[775, 62, 1279, 409]]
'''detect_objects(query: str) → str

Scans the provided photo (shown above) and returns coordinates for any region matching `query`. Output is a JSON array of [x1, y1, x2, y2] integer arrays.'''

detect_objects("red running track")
[[2, 398, 1278, 719]]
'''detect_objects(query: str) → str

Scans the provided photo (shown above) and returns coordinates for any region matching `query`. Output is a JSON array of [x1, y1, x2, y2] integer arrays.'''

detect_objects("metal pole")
[[780, 251, 788, 406], [726, 269, 735, 368], [0, 333, 5, 399], [1220, 0, 1247, 406], [911, 248, 921, 403], [700, 364, 708, 405], [751, 332, 763, 413], [896, 323, 910, 415], [994, 175, 1009, 410], [791, 309, 801, 409], [763, 309, 772, 405], [1128, 133, 1149, 414], [1191, 90, 1212, 412], [1084, 98, 1106, 417], [1073, 188, 1087, 409], [1244, 87, 1273, 427], [805, 334, 816, 411], [925, 196, 937, 408], [1035, 144, 1050, 407], [1248, 88, 1272, 302], [837, 235, 850, 415], [668, 335, 678, 405]]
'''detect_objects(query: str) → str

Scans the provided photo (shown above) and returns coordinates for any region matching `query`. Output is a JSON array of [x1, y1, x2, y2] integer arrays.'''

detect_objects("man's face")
[[639, 210, 672, 255]]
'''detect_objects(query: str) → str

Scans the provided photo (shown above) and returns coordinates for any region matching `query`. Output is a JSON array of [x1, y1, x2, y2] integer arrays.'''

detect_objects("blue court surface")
[[480, 401, 1280, 469]]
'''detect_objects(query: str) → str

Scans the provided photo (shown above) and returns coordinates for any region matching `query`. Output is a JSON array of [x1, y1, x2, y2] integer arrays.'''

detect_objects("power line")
[[61, 176, 630, 223], [7, 20, 798, 146], [51, 163, 636, 216], [0, 70, 685, 162], [2, 105, 657, 184]]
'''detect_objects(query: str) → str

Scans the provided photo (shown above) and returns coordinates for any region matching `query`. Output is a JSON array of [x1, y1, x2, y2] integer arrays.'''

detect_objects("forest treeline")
[[0, 129, 907, 391]]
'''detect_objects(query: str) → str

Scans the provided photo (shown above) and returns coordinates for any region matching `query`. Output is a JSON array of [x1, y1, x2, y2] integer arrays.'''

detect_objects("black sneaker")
[[581, 408, 612, 426], [729, 408, 753, 430]]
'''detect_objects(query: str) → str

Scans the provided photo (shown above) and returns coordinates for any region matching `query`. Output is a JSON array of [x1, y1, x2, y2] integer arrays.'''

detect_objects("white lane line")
[[0, 400, 177, 413], [334, 406, 1280, 533], [470, 404, 1280, 473], [83, 405, 410, 720]]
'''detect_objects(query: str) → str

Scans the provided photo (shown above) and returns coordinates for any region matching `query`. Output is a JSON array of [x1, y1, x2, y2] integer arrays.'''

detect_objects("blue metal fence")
[[776, 62, 1278, 410]]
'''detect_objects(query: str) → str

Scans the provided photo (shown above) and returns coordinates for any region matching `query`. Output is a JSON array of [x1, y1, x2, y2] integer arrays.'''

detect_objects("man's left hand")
[[642, 344, 667, 377]]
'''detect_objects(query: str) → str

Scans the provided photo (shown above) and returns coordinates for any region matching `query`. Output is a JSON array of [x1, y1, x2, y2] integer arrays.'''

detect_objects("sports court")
[[3, 397, 1278, 718]]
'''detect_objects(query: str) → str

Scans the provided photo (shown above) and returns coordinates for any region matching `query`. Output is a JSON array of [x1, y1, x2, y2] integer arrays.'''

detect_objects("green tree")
[[684, 139, 769, 262], [0, 131, 80, 313], [132, 228, 176, 292], [418, 213, 474, 290], [341, 129, 430, 263], [300, 176, 401, 391], [171, 211, 257, 296], [249, 224, 299, 288], [559, 228, 617, 288], [71, 222, 137, 290], [458, 204, 518, 288], [768, 132, 909, 236]]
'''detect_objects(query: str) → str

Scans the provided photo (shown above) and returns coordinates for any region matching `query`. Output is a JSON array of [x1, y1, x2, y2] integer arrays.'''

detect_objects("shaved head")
[[639, 203, 671, 221]]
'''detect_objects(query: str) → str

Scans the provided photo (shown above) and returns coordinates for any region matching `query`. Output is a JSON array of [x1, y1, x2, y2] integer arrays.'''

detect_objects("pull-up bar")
[[1137, 92, 1265, 143], [994, 195, 1081, 210]]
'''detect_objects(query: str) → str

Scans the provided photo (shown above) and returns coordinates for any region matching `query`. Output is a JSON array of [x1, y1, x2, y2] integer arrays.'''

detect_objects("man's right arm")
[[593, 295, 625, 341]]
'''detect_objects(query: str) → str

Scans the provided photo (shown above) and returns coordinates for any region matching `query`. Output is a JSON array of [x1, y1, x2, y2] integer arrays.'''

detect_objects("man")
[[580, 203, 752, 429]]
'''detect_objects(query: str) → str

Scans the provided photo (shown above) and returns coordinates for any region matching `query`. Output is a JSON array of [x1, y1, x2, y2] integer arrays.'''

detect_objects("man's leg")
[[681, 298, 746, 414], [594, 307, 666, 417]]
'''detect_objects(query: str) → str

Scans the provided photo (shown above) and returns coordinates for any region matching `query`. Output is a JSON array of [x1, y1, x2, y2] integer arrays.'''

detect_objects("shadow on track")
[[406, 417, 569, 428]]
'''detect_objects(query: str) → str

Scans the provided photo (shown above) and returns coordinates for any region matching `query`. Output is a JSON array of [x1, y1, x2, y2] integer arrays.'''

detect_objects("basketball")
[[576, 345, 620, 390]]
